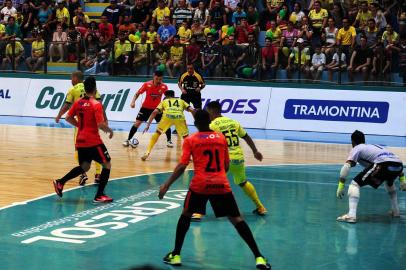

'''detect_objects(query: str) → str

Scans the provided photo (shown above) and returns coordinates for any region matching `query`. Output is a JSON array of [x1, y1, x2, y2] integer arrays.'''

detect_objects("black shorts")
[[181, 93, 202, 109], [184, 190, 240, 217], [136, 107, 163, 122], [77, 144, 111, 164], [353, 161, 403, 189]]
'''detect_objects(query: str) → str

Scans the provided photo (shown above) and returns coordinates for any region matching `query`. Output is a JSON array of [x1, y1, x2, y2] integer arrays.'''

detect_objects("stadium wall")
[[1, 74, 405, 136]]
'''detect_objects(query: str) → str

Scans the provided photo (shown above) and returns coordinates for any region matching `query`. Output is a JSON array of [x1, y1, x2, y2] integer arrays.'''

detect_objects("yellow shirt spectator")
[[382, 31, 399, 44], [73, 14, 90, 25], [114, 40, 131, 58], [147, 31, 157, 44], [266, 27, 282, 44], [56, 7, 70, 26], [155, 51, 168, 63], [0, 23, 5, 35], [170, 45, 183, 61], [134, 43, 148, 56], [308, 8, 328, 28], [5, 41, 24, 56], [32, 40, 45, 57], [337, 26, 356, 46], [152, 7, 170, 25], [290, 47, 310, 64], [268, 0, 284, 8], [355, 10, 372, 29], [178, 26, 191, 44]]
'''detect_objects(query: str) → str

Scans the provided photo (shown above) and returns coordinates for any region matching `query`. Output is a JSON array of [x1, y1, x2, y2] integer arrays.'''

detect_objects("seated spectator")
[[191, 18, 206, 44], [200, 32, 220, 76], [224, 0, 239, 15], [298, 16, 313, 49], [73, 7, 90, 27], [261, 37, 278, 80], [85, 21, 101, 39], [114, 32, 132, 74], [37, 1, 53, 27], [166, 35, 184, 77], [152, 0, 171, 26], [222, 34, 244, 77], [280, 21, 298, 62], [370, 3, 387, 33], [186, 35, 201, 67], [193, 1, 209, 26], [25, 32, 45, 72], [310, 46, 326, 81], [204, 21, 221, 43], [5, 16, 22, 40], [153, 46, 168, 72], [347, 35, 373, 82], [208, 0, 227, 30], [102, 0, 123, 32], [308, 0, 328, 46], [330, 3, 344, 29], [1, 0, 17, 24], [55, 0, 70, 29], [133, 31, 150, 70], [178, 21, 192, 44], [286, 40, 311, 80], [236, 32, 260, 79], [131, 0, 150, 27], [371, 41, 385, 79], [276, 3, 289, 31], [2, 38, 24, 70], [66, 24, 81, 62], [337, 18, 357, 60], [265, 20, 281, 46], [119, 15, 136, 36], [382, 24, 400, 58], [259, 3, 278, 31], [20, 2, 34, 38], [80, 34, 99, 69], [231, 3, 246, 28], [353, 1, 372, 31], [172, 0, 192, 28], [290, 2, 305, 26], [146, 25, 157, 44], [321, 17, 336, 57], [49, 24, 67, 62], [235, 17, 252, 45], [157, 16, 176, 47], [363, 19, 378, 49], [85, 48, 111, 75], [326, 47, 347, 81], [246, 4, 259, 33], [98, 15, 114, 43]]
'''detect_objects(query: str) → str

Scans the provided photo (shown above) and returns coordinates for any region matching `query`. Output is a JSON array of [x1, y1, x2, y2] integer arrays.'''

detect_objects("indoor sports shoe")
[[191, 213, 203, 222], [79, 173, 88, 186], [163, 252, 181, 266], [53, 180, 64, 197], [337, 214, 357, 223], [167, 141, 174, 148], [256, 257, 271, 269], [141, 153, 150, 161], [93, 195, 113, 203], [122, 140, 130, 147], [253, 207, 268, 216], [94, 174, 100, 184]]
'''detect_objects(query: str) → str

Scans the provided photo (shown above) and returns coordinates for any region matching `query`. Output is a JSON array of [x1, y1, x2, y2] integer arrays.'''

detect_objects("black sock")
[[95, 168, 110, 198], [128, 125, 138, 140], [165, 128, 172, 142], [172, 214, 191, 255], [59, 166, 85, 185], [235, 221, 262, 258]]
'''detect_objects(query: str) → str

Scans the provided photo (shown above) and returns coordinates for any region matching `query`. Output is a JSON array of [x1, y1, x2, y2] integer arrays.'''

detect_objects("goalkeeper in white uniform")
[[336, 130, 406, 223]]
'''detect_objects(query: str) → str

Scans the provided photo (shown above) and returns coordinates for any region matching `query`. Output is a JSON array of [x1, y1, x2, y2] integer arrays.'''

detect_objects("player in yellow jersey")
[[202, 100, 267, 220], [55, 71, 105, 185], [142, 90, 195, 161]]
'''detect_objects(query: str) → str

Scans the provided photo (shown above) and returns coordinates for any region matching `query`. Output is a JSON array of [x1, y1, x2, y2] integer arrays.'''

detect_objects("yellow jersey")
[[170, 45, 184, 61], [152, 7, 170, 25], [308, 8, 328, 28], [156, 97, 190, 120], [209, 116, 247, 160], [56, 7, 70, 26], [5, 41, 24, 56], [65, 82, 101, 104], [337, 26, 356, 46], [147, 31, 157, 44]]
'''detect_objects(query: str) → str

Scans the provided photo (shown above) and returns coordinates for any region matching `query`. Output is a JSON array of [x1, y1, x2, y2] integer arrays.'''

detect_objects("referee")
[[178, 64, 205, 109]]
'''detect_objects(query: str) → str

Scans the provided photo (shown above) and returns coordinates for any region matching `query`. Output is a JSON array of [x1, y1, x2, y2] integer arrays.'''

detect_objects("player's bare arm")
[[130, 92, 141, 108], [65, 114, 78, 127], [98, 122, 114, 139], [242, 134, 263, 161], [159, 163, 187, 199], [55, 102, 72, 123], [143, 109, 160, 133]]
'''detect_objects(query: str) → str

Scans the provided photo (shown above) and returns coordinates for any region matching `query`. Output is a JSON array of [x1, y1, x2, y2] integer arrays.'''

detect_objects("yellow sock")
[[241, 181, 264, 209], [146, 132, 160, 154], [94, 162, 102, 175]]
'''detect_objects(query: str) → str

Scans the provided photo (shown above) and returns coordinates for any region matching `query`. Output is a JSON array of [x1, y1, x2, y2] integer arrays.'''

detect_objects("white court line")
[[0, 163, 341, 212], [252, 177, 337, 186]]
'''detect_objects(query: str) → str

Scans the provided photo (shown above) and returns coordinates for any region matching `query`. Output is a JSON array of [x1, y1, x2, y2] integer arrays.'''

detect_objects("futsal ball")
[[130, 138, 139, 148]]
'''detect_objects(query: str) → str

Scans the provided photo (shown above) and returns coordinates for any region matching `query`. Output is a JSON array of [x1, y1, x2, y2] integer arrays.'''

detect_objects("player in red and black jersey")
[[158, 110, 271, 270], [53, 77, 114, 203], [123, 70, 173, 148]]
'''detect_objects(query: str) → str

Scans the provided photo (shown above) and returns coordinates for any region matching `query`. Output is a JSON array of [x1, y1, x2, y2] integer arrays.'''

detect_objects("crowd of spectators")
[[0, 0, 405, 83]]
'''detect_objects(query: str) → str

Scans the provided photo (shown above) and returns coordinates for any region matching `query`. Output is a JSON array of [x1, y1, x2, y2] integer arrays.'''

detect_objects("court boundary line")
[[0, 163, 341, 212]]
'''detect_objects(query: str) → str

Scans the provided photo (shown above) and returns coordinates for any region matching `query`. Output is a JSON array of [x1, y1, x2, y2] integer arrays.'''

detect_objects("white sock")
[[348, 181, 360, 218], [385, 183, 399, 213]]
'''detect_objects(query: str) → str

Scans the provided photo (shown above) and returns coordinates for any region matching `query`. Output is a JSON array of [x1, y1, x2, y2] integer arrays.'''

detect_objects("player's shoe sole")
[[336, 214, 357, 223], [253, 207, 268, 216], [79, 174, 88, 186], [53, 180, 64, 197], [256, 257, 271, 269], [163, 252, 181, 266], [93, 195, 113, 203]]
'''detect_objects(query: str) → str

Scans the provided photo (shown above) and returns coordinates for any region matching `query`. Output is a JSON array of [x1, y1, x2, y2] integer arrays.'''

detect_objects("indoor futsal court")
[[0, 116, 405, 270]]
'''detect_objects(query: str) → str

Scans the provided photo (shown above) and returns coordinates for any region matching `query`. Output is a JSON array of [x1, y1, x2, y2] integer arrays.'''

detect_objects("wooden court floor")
[[1, 124, 406, 208]]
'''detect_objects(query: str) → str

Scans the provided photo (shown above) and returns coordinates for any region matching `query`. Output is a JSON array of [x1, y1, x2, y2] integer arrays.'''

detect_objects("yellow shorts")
[[229, 160, 247, 185], [157, 117, 189, 137]]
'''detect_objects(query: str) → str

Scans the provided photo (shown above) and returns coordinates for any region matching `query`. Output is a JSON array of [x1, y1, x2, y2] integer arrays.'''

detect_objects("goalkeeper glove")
[[336, 182, 345, 199], [400, 175, 406, 191]]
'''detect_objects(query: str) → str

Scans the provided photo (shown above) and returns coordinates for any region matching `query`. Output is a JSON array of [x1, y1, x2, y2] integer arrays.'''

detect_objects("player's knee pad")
[[348, 181, 360, 198]]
